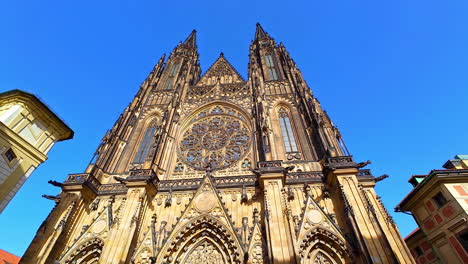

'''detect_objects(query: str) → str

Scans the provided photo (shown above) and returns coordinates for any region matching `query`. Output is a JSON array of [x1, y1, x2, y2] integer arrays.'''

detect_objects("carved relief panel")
[[172, 104, 254, 178]]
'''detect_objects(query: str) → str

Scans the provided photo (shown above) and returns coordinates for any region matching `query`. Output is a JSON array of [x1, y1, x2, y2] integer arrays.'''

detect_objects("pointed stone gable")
[[131, 214, 158, 263], [297, 190, 345, 242], [196, 54, 245, 86], [59, 200, 114, 262], [157, 173, 244, 263], [295, 190, 353, 262], [247, 222, 267, 264], [165, 174, 239, 236]]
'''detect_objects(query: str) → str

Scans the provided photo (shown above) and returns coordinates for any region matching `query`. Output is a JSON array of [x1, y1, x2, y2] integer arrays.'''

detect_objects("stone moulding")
[[324, 156, 356, 170], [62, 170, 324, 195], [257, 160, 283, 168], [286, 171, 323, 184]]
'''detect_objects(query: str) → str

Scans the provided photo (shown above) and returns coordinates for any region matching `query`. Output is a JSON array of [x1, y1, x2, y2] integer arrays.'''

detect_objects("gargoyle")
[[375, 174, 389, 182], [249, 168, 261, 176], [283, 165, 295, 174], [42, 195, 60, 202], [47, 180, 63, 188], [356, 160, 371, 168], [114, 176, 127, 184]]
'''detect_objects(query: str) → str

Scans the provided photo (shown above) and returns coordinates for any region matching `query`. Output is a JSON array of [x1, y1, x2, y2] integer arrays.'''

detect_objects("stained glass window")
[[265, 54, 278, 81], [164, 63, 179, 90], [179, 105, 251, 170], [278, 108, 298, 153], [133, 120, 158, 163]]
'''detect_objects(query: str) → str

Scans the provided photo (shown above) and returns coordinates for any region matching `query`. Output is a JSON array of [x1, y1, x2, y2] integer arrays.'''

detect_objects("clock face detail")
[[178, 106, 251, 171]]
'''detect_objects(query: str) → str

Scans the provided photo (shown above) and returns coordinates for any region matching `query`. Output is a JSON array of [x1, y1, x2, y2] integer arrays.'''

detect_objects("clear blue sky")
[[1, 0, 467, 257]]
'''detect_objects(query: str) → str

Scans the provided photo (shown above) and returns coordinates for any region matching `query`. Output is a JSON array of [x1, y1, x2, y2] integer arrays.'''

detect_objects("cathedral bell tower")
[[21, 25, 415, 264]]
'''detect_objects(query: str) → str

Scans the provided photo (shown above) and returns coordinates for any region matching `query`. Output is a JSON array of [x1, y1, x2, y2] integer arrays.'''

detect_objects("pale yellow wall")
[[0, 128, 43, 213], [0, 103, 58, 152], [0, 100, 66, 213]]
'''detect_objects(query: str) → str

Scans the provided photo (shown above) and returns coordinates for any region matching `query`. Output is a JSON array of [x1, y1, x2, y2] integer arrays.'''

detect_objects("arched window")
[[264, 54, 278, 81], [278, 108, 298, 153], [133, 119, 158, 164], [163, 62, 179, 90]]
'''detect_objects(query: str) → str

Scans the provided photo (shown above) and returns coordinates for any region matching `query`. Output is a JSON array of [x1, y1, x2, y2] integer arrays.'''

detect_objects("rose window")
[[179, 106, 251, 170]]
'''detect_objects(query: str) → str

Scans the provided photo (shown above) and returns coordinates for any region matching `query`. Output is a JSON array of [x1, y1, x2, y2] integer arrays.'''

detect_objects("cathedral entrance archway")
[[299, 227, 351, 264], [64, 238, 103, 264], [159, 216, 243, 264]]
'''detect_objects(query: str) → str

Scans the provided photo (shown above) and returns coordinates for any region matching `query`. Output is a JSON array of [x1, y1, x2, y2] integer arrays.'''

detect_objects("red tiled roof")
[[0, 249, 20, 264], [404, 227, 421, 241]]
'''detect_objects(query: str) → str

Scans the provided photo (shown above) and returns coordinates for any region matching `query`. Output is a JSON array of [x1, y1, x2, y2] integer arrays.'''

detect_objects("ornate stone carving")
[[257, 160, 282, 168], [63, 238, 104, 264], [183, 240, 224, 264], [313, 251, 334, 264], [194, 191, 216, 213], [178, 106, 251, 171]]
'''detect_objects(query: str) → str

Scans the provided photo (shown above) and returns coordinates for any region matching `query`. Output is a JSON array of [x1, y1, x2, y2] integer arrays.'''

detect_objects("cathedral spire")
[[183, 29, 197, 48], [254, 23, 271, 40]]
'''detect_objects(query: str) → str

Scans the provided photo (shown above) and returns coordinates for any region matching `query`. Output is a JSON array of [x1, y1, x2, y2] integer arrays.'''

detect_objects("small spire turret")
[[183, 29, 197, 48], [255, 23, 271, 40]]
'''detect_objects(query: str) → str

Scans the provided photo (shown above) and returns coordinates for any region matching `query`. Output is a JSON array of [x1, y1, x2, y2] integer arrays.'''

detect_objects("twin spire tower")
[[21, 24, 414, 264]]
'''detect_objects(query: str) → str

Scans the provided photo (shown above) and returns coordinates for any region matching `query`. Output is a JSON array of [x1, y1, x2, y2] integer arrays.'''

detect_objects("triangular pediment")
[[166, 174, 238, 233], [59, 199, 116, 261], [297, 192, 345, 242], [157, 173, 244, 263], [246, 221, 267, 263], [196, 54, 245, 86]]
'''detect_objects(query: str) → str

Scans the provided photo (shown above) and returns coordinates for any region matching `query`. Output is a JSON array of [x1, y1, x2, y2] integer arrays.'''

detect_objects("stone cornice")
[[0, 122, 47, 163], [0, 89, 73, 141], [396, 169, 468, 211], [62, 169, 325, 195]]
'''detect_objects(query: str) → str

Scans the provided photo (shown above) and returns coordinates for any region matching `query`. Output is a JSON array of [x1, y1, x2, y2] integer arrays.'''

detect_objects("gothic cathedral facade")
[[21, 25, 415, 264]]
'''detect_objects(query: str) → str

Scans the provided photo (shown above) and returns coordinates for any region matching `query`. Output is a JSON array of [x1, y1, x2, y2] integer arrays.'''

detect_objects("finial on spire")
[[219, 52, 224, 57], [255, 22, 270, 40], [183, 29, 197, 47]]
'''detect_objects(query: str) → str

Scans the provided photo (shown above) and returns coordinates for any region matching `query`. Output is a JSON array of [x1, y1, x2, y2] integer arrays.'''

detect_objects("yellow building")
[[396, 155, 468, 263], [21, 25, 414, 264], [0, 89, 73, 213]]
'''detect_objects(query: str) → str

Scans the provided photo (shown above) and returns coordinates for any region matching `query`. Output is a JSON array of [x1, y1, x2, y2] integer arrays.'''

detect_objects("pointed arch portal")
[[299, 227, 352, 264], [64, 238, 103, 264], [160, 216, 243, 264]]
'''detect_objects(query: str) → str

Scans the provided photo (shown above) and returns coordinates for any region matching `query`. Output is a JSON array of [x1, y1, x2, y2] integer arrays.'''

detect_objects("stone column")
[[99, 169, 158, 264], [257, 161, 296, 264], [325, 156, 415, 264]]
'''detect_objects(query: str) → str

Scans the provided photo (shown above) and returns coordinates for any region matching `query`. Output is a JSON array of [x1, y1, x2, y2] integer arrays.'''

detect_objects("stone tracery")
[[179, 105, 251, 171], [64, 238, 104, 264], [299, 227, 351, 264], [312, 251, 336, 264], [160, 215, 243, 264], [182, 239, 226, 264]]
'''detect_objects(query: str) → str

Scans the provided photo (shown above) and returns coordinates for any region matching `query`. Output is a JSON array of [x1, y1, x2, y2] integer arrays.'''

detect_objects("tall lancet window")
[[278, 108, 298, 153], [133, 119, 158, 163], [265, 54, 278, 81], [164, 63, 179, 90]]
